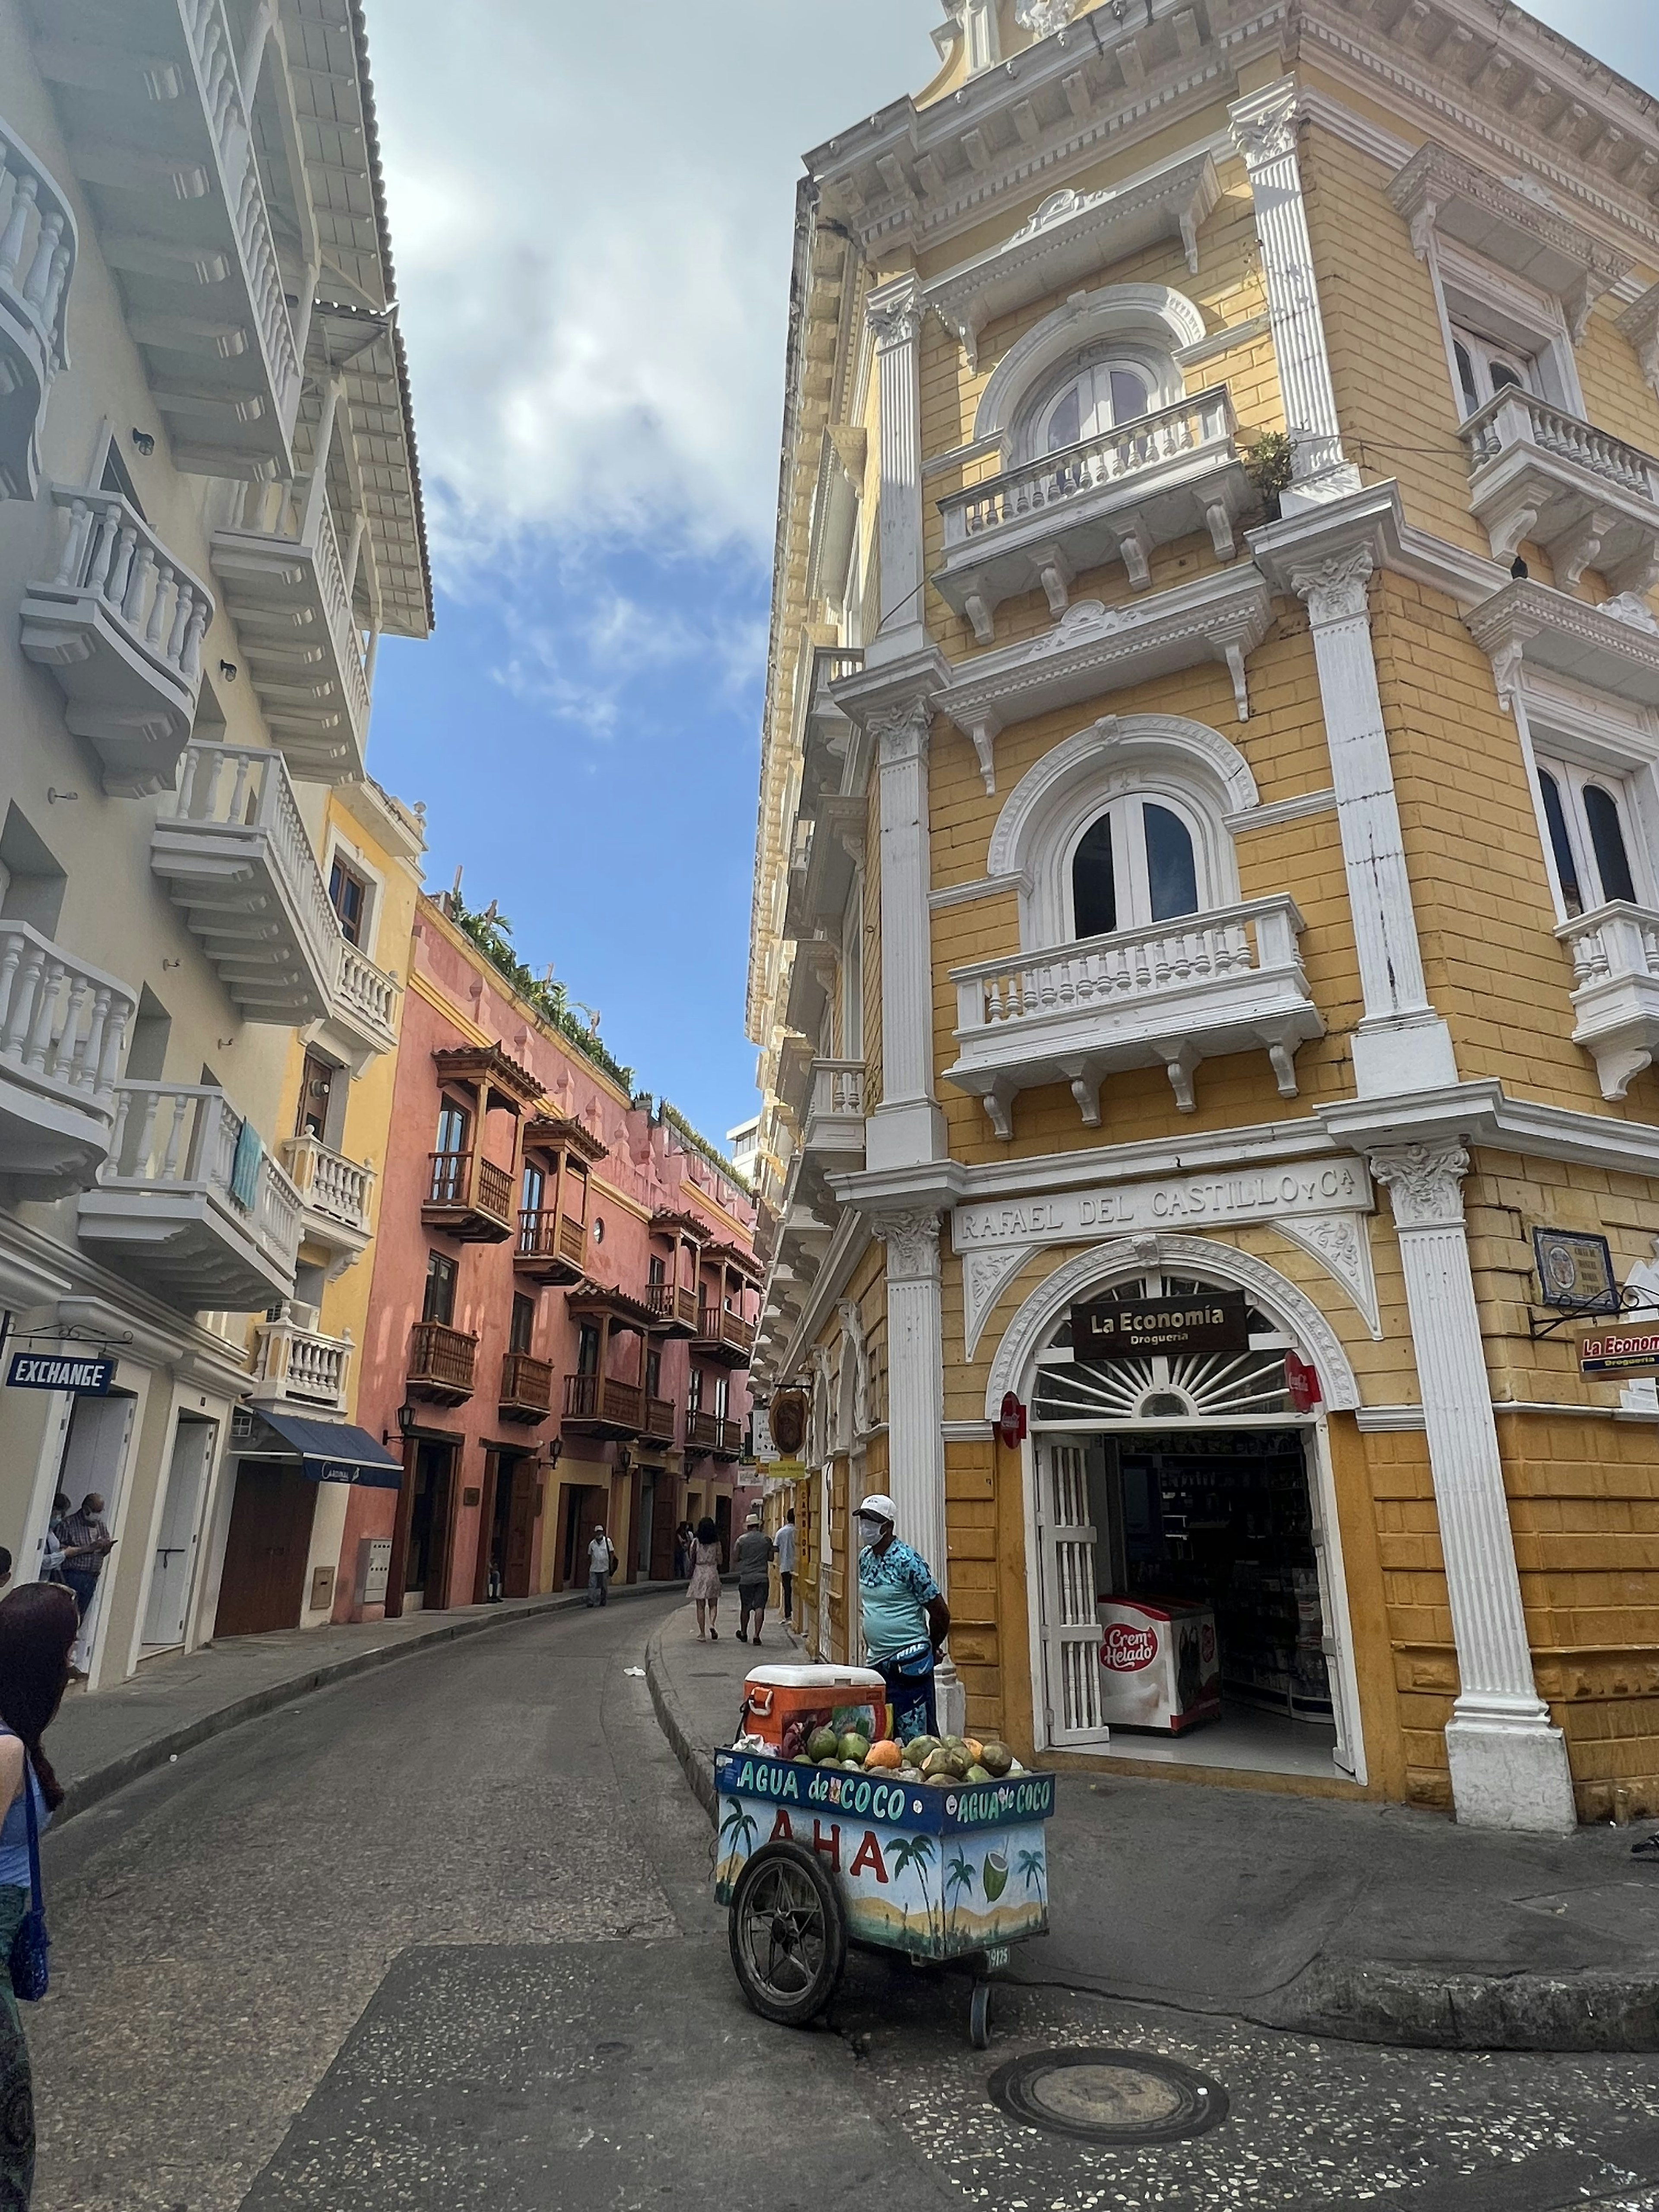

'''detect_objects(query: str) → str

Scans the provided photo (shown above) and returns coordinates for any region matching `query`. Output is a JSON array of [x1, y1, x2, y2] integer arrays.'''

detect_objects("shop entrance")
[[405, 1440, 455, 1609], [214, 1459, 315, 1637], [1028, 1270, 1357, 1782]]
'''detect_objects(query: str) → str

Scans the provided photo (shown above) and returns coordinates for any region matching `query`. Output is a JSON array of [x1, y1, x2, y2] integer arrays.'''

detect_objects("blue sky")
[[362, 1, 1655, 1153]]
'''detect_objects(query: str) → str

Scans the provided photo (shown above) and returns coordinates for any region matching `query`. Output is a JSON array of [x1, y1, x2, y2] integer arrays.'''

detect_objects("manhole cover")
[[988, 2049, 1229, 2144]]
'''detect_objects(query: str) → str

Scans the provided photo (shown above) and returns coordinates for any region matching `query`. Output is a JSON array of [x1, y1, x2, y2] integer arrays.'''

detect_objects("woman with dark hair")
[[0, 1581, 79, 2204], [687, 1515, 723, 1641]]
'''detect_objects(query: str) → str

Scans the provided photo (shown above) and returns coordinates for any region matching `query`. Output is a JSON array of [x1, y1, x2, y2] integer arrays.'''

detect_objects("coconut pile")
[[795, 1727, 1026, 1784]]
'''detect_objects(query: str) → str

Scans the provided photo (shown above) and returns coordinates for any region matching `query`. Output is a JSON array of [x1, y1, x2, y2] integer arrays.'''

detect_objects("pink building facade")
[[336, 896, 761, 1620]]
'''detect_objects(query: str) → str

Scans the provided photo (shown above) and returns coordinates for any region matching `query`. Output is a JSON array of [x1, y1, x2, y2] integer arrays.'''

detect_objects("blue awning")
[[238, 1408, 404, 1490]]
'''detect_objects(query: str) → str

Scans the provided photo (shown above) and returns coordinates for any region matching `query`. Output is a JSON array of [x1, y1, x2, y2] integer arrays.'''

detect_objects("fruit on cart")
[[863, 1740, 903, 1770], [964, 1738, 985, 1762], [921, 1747, 954, 1779], [965, 1764, 993, 1783], [838, 1731, 871, 1764], [978, 1741, 1014, 1777], [983, 1850, 1010, 1901], [897, 1766, 924, 1782], [904, 1734, 940, 1765], [806, 1727, 841, 1764]]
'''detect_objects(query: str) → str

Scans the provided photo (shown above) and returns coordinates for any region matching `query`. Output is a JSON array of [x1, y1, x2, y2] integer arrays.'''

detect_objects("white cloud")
[[368, 0, 936, 568]]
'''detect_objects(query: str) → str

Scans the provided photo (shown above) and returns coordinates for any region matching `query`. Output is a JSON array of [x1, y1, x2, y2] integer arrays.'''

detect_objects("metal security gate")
[[1036, 1439, 1108, 1748]]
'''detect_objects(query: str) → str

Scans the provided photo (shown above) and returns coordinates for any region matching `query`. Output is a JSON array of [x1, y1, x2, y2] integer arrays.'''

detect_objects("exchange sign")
[[6, 1351, 115, 1395], [1071, 1291, 1251, 1362]]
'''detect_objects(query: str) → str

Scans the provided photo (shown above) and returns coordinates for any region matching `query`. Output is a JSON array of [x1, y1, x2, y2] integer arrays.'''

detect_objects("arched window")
[[1537, 757, 1642, 916], [1038, 362, 1150, 454], [1068, 800, 1201, 941]]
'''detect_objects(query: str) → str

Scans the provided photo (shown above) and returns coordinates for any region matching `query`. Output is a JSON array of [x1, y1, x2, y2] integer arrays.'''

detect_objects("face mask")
[[857, 1516, 885, 1544]]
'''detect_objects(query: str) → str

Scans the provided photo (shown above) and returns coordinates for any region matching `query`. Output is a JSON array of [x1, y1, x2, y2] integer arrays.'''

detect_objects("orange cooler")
[[741, 1664, 889, 1757]]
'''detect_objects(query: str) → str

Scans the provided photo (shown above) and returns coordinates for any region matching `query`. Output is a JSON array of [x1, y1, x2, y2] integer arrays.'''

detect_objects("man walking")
[[585, 1523, 617, 1607], [732, 1509, 774, 1646], [855, 1492, 950, 1742], [774, 1508, 798, 1628]]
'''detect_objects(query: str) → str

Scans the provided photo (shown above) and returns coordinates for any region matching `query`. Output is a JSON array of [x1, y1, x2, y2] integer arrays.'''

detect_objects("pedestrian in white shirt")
[[774, 1510, 798, 1626], [585, 1525, 617, 1608]]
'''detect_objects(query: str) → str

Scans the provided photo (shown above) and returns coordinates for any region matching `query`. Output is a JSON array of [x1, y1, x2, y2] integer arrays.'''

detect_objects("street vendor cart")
[[713, 1666, 1057, 2047]]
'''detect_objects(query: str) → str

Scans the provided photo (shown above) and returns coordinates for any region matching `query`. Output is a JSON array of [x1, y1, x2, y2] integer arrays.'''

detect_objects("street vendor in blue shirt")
[[856, 1491, 950, 1742]]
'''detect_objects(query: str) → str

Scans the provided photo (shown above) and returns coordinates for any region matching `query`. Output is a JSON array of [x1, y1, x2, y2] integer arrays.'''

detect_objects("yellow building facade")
[[749, 0, 1659, 1831]]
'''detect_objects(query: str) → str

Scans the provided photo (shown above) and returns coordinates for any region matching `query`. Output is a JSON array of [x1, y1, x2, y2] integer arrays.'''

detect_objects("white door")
[[1036, 1438, 1109, 1748], [1302, 1433, 1358, 1778], [142, 1419, 216, 1648], [57, 1392, 137, 1676]]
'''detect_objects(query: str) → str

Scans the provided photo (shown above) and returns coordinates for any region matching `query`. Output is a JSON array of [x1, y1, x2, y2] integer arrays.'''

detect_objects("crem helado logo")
[[1101, 1624, 1157, 1671]]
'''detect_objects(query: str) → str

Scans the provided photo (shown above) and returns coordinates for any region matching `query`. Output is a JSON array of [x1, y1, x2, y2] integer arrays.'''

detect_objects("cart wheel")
[[728, 1840, 847, 2028], [969, 1979, 995, 2050]]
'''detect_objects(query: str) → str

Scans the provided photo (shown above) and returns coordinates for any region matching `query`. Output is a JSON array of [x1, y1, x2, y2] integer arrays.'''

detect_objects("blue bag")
[[9, 1762, 48, 2003]]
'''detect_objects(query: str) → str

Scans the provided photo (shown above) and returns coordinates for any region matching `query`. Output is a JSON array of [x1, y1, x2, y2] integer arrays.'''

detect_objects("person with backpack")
[[585, 1523, 618, 1608], [0, 1581, 80, 2203]]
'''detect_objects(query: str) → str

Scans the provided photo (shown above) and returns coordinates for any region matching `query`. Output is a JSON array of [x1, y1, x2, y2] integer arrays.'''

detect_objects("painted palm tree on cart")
[[717, 1800, 760, 1888], [888, 1833, 938, 1948]]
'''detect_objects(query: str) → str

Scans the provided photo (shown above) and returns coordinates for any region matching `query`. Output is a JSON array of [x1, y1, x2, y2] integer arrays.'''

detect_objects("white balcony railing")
[[251, 1314, 352, 1410], [280, 1135, 373, 1238], [323, 935, 400, 1065], [809, 1060, 865, 1120], [152, 743, 338, 1021], [79, 1083, 302, 1310], [20, 488, 213, 795], [0, 921, 136, 1190], [1557, 900, 1659, 1100], [1460, 390, 1659, 594], [0, 120, 75, 502], [211, 485, 372, 783], [946, 896, 1322, 1137], [933, 388, 1250, 642], [177, 0, 302, 444]]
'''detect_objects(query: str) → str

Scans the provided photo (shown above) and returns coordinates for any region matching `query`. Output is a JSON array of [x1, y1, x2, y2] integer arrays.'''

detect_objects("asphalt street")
[[23, 1592, 1659, 2211]]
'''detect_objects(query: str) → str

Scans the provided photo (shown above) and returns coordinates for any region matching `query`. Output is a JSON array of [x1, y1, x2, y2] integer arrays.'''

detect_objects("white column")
[[866, 692, 947, 1172], [1371, 1142, 1576, 1834], [873, 1205, 965, 1735], [1289, 547, 1458, 1095], [867, 274, 928, 669], [1229, 80, 1363, 512]]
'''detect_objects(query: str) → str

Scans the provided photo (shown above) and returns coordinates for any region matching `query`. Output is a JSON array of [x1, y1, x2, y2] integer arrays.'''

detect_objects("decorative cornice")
[[1387, 139, 1632, 341], [1316, 1078, 1659, 1182], [1370, 1141, 1471, 1230], [925, 153, 1220, 369], [1014, 0, 1077, 34], [1463, 577, 1659, 715], [1229, 79, 1298, 170], [938, 564, 1274, 772]]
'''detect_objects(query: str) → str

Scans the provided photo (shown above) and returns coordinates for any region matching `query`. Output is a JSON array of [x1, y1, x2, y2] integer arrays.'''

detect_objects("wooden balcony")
[[498, 1351, 554, 1425], [691, 1306, 755, 1367], [407, 1321, 477, 1405], [515, 1208, 588, 1284], [641, 1395, 676, 1446], [645, 1281, 701, 1334], [686, 1410, 742, 1459], [423, 1150, 515, 1243], [562, 1372, 645, 1439]]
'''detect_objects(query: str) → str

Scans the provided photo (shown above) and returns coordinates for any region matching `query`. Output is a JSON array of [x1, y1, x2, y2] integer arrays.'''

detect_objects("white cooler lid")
[[744, 1664, 886, 1689]]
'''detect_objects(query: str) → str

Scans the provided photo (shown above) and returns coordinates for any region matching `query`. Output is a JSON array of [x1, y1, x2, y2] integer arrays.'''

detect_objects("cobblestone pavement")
[[25, 1595, 1659, 2210]]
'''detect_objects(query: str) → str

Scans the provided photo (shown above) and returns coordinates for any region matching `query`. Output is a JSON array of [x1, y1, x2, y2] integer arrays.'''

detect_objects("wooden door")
[[214, 1460, 315, 1637], [473, 1451, 501, 1605], [649, 1478, 677, 1581], [421, 1445, 455, 1608], [503, 1462, 538, 1599]]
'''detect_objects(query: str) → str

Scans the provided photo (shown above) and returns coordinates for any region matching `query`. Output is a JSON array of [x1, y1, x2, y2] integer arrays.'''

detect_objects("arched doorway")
[[990, 1238, 1366, 1785]]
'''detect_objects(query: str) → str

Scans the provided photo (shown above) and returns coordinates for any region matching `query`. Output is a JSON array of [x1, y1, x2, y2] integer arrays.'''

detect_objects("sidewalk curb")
[[645, 1617, 718, 1824], [59, 1580, 674, 1827], [640, 1626, 1659, 2053]]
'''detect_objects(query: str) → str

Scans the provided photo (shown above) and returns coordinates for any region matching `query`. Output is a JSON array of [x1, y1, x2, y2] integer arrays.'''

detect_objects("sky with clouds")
[[362, 0, 1656, 1151]]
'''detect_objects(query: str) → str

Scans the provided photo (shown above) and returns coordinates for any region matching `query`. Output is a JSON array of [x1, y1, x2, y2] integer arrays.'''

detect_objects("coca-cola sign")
[[1100, 1624, 1157, 1672]]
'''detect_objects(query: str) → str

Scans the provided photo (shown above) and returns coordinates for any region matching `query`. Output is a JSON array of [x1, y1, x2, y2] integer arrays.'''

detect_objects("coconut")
[[965, 1764, 993, 1784], [806, 1727, 841, 1764], [978, 1740, 1014, 1777], [839, 1731, 871, 1764]]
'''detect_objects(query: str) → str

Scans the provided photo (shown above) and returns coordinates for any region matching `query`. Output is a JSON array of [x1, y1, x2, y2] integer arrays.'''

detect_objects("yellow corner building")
[[748, 0, 1659, 1832]]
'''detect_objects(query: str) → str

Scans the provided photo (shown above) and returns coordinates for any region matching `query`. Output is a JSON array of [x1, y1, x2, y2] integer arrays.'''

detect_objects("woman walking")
[[0, 1582, 79, 2205], [688, 1516, 724, 1640]]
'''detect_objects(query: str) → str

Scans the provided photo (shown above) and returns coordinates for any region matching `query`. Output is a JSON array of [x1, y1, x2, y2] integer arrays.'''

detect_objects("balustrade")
[[407, 1321, 477, 1400], [253, 1315, 351, 1408], [280, 1135, 372, 1234], [0, 121, 74, 500]]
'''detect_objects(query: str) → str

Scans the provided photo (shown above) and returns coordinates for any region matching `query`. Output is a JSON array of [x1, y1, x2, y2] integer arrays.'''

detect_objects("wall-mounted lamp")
[[396, 1403, 417, 1436], [219, 659, 238, 683], [130, 427, 155, 457], [45, 788, 78, 805], [546, 1437, 563, 1469], [617, 1447, 632, 1476]]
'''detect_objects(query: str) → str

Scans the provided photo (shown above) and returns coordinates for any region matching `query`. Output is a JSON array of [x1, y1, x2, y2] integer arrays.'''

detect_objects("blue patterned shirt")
[[858, 1538, 941, 1661]]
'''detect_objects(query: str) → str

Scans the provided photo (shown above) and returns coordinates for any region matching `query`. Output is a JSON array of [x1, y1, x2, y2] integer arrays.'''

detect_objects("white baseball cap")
[[858, 1493, 897, 1522]]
